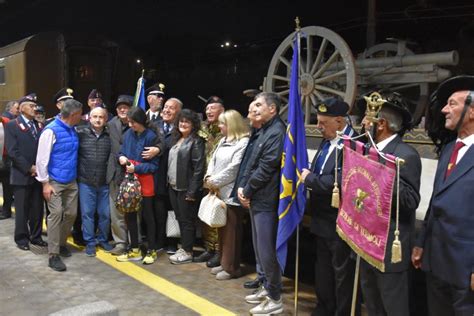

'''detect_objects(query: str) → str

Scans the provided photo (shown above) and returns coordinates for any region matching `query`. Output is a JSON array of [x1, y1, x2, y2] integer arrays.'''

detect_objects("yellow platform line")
[[1, 196, 234, 315]]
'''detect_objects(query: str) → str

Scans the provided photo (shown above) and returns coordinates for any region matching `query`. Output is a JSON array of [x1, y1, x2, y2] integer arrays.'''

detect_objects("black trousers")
[[13, 183, 44, 245], [154, 194, 169, 249], [313, 235, 358, 316], [141, 196, 158, 250], [168, 188, 198, 253], [0, 171, 14, 216], [426, 272, 474, 316]]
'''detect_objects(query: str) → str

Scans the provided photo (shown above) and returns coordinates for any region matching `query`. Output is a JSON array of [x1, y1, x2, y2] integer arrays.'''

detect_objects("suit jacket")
[[379, 135, 421, 272], [150, 120, 173, 196], [5, 116, 43, 186], [305, 126, 357, 239], [106, 116, 129, 185], [418, 140, 474, 289]]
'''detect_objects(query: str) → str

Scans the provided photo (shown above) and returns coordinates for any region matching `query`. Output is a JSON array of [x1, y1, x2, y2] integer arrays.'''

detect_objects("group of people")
[[0, 73, 473, 315]]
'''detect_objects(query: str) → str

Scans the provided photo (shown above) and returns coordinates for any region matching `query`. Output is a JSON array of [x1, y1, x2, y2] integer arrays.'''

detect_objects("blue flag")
[[133, 73, 146, 110], [276, 38, 309, 272]]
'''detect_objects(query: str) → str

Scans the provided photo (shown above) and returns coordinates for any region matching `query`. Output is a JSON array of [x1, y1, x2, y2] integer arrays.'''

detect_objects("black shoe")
[[72, 237, 86, 247], [17, 243, 30, 251], [166, 245, 177, 255], [206, 253, 221, 268], [48, 255, 66, 272], [244, 277, 262, 289], [59, 246, 72, 257], [0, 214, 11, 220], [31, 239, 48, 247], [193, 251, 214, 263]]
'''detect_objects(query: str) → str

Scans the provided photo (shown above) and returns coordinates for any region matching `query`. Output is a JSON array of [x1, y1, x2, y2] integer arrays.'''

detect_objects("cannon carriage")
[[263, 26, 458, 126]]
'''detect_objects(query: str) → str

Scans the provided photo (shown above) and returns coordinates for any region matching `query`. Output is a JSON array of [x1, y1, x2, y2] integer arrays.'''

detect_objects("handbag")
[[198, 190, 227, 228], [115, 172, 142, 214], [166, 210, 180, 238]]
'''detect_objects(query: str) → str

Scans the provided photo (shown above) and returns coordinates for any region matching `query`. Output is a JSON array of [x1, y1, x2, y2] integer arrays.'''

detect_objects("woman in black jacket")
[[167, 109, 205, 264]]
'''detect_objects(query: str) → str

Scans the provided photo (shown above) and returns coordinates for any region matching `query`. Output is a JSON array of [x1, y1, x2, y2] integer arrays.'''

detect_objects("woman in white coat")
[[203, 109, 249, 280]]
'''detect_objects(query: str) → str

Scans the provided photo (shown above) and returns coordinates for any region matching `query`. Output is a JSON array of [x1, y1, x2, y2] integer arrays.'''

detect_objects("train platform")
[[0, 210, 316, 315]]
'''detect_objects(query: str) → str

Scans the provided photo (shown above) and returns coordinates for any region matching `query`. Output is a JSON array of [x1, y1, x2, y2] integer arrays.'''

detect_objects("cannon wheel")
[[358, 43, 429, 125], [264, 26, 356, 124]]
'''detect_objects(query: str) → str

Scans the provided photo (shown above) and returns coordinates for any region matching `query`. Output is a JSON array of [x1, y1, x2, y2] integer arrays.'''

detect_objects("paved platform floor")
[[0, 215, 316, 315]]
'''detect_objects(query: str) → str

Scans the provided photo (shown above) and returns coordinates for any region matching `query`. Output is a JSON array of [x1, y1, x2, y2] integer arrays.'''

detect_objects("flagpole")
[[294, 16, 301, 316]]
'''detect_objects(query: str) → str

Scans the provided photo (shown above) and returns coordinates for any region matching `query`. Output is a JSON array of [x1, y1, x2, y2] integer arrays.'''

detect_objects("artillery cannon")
[[263, 26, 458, 124]]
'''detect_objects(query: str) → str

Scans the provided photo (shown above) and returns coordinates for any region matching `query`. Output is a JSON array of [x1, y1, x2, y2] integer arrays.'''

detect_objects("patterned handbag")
[[115, 172, 142, 214], [166, 210, 180, 238], [198, 190, 227, 228]]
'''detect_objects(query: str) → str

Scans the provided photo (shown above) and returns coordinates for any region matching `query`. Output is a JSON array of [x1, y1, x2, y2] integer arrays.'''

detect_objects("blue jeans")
[[78, 183, 110, 246]]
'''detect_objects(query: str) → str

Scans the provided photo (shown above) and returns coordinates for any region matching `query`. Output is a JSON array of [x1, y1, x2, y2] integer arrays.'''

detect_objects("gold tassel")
[[391, 230, 402, 263], [331, 184, 340, 208]]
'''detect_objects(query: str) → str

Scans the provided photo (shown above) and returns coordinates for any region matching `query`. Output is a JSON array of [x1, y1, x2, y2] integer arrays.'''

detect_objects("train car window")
[[0, 58, 4, 84]]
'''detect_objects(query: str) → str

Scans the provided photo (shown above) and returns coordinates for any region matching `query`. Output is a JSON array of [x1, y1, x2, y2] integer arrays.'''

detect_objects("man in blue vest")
[[36, 99, 83, 272]]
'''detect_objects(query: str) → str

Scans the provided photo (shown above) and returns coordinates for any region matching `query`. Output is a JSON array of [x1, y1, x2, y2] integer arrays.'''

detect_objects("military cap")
[[18, 93, 38, 105], [146, 83, 165, 96], [315, 98, 349, 117], [433, 75, 474, 107], [115, 95, 133, 107], [53, 87, 74, 103], [88, 89, 102, 100], [34, 104, 45, 113], [205, 95, 224, 106]]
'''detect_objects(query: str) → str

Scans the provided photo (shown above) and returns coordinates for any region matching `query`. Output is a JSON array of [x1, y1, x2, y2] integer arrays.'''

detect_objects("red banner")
[[336, 138, 395, 272]]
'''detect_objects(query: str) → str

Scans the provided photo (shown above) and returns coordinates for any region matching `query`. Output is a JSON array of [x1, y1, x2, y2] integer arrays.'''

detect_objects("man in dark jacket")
[[238, 92, 286, 315], [300, 98, 358, 316], [412, 75, 474, 315], [359, 92, 421, 316], [77, 107, 112, 257], [5, 93, 46, 250]]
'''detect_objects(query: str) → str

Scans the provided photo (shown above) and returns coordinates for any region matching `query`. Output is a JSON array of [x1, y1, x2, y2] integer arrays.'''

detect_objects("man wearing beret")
[[5, 94, 47, 250], [45, 87, 74, 126], [146, 83, 165, 123], [412, 75, 474, 315], [301, 97, 358, 316], [81, 89, 113, 124], [358, 91, 421, 316]]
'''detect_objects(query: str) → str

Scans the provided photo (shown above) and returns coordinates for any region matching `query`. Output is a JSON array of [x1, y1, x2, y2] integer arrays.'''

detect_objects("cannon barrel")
[[328, 50, 458, 71]]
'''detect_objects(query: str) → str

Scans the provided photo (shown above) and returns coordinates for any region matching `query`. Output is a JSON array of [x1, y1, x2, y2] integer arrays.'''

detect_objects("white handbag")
[[198, 190, 227, 228], [166, 210, 180, 238]]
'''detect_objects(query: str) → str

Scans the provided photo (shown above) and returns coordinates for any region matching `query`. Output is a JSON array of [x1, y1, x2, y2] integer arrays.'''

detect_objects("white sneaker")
[[249, 296, 283, 315], [169, 248, 185, 261], [170, 250, 193, 264], [210, 265, 224, 275], [245, 286, 269, 304]]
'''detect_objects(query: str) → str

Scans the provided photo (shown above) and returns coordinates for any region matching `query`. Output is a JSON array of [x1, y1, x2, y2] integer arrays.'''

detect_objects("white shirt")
[[376, 134, 398, 151], [456, 134, 474, 164], [149, 111, 159, 120], [35, 129, 56, 183]]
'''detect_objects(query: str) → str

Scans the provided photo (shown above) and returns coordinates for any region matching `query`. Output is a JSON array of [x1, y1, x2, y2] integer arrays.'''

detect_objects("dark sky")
[[1, 0, 474, 109]]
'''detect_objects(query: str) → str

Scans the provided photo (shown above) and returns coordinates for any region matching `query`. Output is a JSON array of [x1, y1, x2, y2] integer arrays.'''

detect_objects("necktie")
[[445, 141, 465, 179], [163, 123, 170, 134], [29, 121, 37, 139], [152, 114, 157, 121], [314, 141, 331, 174]]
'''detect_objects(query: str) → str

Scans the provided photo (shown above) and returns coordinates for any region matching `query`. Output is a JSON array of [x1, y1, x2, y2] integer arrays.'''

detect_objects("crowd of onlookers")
[[1, 74, 473, 315]]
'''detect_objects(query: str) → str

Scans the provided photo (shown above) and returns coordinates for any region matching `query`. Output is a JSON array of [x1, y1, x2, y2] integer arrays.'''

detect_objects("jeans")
[[78, 183, 110, 246]]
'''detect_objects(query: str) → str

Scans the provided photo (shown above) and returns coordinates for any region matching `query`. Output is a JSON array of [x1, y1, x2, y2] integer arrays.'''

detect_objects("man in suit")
[[5, 93, 47, 250], [0, 111, 13, 220], [412, 75, 474, 315], [300, 98, 358, 316], [238, 92, 286, 315], [2, 100, 19, 119], [359, 92, 421, 316], [146, 83, 165, 123]]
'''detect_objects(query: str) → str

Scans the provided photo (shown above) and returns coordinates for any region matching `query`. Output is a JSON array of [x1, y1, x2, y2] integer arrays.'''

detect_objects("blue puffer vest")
[[46, 118, 79, 183]]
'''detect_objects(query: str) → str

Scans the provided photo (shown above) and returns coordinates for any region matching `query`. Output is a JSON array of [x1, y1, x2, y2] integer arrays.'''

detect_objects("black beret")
[[433, 75, 474, 107], [53, 87, 74, 103], [315, 98, 349, 117], [18, 93, 37, 105], [205, 95, 224, 106], [88, 89, 102, 99], [35, 104, 45, 113], [115, 95, 133, 107]]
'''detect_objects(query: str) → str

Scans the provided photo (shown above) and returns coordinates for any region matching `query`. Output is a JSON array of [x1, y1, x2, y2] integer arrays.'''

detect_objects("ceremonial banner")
[[133, 73, 146, 110], [276, 37, 308, 272], [336, 138, 395, 272]]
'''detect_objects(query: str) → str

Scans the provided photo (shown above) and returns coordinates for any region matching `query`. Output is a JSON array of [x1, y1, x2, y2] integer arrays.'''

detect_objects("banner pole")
[[351, 255, 360, 316]]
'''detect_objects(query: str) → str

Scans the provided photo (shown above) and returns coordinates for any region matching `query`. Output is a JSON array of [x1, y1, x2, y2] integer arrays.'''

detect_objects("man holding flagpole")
[[301, 98, 358, 316], [238, 92, 285, 315]]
